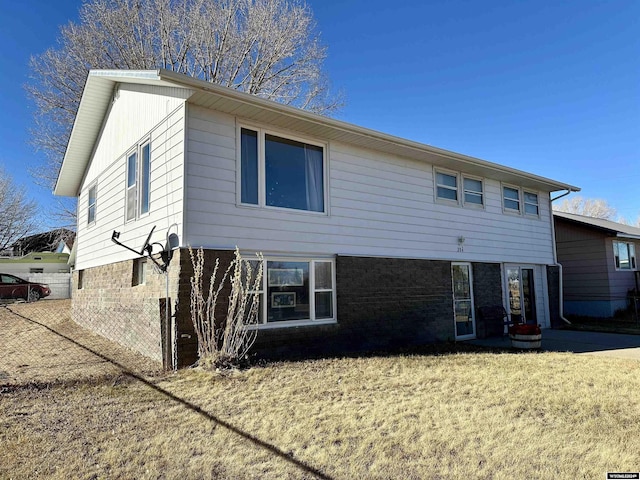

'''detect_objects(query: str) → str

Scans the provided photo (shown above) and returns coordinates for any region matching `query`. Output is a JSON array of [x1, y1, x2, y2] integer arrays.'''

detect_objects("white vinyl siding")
[[185, 106, 556, 265], [74, 86, 187, 270]]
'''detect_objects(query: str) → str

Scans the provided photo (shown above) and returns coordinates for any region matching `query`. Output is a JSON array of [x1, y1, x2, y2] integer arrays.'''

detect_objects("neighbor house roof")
[[11, 229, 76, 255], [554, 211, 640, 240], [55, 69, 581, 197]]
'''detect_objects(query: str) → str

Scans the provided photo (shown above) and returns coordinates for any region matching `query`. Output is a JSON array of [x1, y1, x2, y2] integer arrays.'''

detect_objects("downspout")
[[550, 189, 577, 325]]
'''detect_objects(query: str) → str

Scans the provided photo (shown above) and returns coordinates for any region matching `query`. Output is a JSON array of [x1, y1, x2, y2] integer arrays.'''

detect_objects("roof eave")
[[55, 68, 581, 197]]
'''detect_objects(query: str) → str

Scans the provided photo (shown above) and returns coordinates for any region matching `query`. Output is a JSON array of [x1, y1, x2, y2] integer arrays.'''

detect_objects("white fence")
[[27, 273, 72, 300]]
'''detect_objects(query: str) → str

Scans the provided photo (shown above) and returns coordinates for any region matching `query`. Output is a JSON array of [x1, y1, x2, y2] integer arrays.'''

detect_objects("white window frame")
[[133, 258, 147, 286], [502, 184, 522, 214], [523, 191, 540, 217], [125, 139, 151, 222], [248, 256, 337, 329], [613, 241, 637, 271], [462, 175, 485, 209], [87, 183, 97, 225], [434, 169, 459, 205], [237, 124, 329, 215]]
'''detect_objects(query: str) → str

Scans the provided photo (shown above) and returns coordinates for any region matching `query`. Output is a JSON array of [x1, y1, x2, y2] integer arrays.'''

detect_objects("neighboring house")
[[554, 212, 640, 317], [0, 252, 71, 275], [6, 229, 75, 257], [54, 69, 579, 368]]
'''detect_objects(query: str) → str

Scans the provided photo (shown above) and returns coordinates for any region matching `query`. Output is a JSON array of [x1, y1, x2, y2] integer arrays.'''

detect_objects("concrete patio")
[[467, 328, 640, 360]]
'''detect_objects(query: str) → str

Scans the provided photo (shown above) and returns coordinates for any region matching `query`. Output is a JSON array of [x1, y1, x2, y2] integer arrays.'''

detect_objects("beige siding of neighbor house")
[[75, 85, 189, 270]]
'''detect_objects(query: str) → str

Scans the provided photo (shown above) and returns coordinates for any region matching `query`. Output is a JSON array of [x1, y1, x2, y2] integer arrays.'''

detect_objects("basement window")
[[249, 257, 336, 328]]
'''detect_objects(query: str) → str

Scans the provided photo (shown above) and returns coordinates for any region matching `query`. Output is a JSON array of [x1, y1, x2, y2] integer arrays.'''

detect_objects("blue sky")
[[1, 0, 639, 227]]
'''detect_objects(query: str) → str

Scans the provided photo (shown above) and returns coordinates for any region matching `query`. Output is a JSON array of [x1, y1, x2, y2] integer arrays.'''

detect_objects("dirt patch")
[[0, 300, 162, 386]]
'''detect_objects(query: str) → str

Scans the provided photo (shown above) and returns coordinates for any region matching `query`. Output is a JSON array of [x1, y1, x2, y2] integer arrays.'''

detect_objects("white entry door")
[[452, 262, 476, 340]]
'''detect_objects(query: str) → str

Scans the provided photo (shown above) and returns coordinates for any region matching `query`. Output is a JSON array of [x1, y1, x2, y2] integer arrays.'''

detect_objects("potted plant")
[[508, 323, 542, 349]]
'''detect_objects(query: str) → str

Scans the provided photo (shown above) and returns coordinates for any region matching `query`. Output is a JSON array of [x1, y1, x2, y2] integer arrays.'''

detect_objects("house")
[[0, 229, 73, 276], [0, 252, 70, 275], [6, 228, 75, 257], [554, 212, 640, 317], [55, 69, 579, 368]]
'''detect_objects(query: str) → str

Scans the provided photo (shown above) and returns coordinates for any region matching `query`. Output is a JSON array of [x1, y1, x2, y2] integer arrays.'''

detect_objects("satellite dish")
[[166, 233, 179, 251]]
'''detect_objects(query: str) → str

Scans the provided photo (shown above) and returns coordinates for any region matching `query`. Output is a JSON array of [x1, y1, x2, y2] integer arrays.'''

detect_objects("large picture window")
[[613, 241, 637, 270], [240, 127, 326, 213], [249, 258, 335, 327]]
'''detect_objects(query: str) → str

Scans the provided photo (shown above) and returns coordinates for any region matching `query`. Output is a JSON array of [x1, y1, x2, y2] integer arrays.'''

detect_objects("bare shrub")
[[189, 246, 263, 368]]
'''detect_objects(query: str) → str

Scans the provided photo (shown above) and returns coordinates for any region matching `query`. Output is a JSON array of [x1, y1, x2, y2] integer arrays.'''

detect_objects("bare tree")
[[27, 0, 341, 190], [0, 167, 38, 252], [189, 246, 263, 368], [553, 196, 618, 220]]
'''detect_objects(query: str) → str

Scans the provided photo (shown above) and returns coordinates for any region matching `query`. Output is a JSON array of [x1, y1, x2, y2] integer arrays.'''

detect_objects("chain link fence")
[[0, 299, 164, 388]]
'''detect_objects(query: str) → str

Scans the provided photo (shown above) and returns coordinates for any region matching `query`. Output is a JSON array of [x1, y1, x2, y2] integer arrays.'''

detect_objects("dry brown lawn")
[[1, 301, 640, 479]]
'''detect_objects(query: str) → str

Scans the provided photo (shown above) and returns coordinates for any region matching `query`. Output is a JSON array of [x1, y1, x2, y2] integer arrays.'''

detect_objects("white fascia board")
[[55, 68, 581, 197], [156, 69, 580, 193]]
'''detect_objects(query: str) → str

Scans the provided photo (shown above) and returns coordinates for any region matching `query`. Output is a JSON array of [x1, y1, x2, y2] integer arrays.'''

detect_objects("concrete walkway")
[[467, 328, 640, 360]]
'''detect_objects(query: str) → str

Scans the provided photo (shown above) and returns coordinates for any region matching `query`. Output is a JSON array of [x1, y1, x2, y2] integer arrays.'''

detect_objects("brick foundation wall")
[[251, 255, 455, 358], [72, 251, 182, 365], [72, 249, 513, 366], [174, 248, 235, 368], [471, 263, 504, 338]]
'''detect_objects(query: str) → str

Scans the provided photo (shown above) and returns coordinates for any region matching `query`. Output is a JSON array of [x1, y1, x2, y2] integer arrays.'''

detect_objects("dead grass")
[[1, 302, 640, 479], [0, 300, 161, 385]]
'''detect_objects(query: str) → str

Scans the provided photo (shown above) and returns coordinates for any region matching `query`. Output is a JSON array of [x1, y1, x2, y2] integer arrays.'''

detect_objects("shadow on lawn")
[[4, 307, 335, 480]]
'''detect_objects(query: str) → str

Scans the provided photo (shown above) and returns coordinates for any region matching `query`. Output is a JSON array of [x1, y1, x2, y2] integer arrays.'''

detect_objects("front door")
[[506, 266, 536, 324], [452, 262, 475, 340]]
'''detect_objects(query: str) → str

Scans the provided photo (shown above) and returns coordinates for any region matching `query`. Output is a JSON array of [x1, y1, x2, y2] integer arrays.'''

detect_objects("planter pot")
[[509, 333, 542, 349]]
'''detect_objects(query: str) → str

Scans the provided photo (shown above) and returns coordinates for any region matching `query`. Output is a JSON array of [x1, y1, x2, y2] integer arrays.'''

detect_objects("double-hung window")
[[503, 186, 521, 213], [524, 192, 539, 216], [435, 171, 458, 202], [240, 127, 326, 213], [87, 184, 97, 225], [249, 258, 336, 327], [613, 241, 637, 270], [435, 170, 484, 208], [463, 177, 484, 206], [126, 141, 151, 221]]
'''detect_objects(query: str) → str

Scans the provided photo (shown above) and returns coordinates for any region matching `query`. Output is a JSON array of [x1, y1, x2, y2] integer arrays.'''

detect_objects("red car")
[[0, 273, 51, 302]]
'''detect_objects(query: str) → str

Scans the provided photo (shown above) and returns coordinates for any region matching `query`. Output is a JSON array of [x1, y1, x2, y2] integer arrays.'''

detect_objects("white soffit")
[[55, 69, 580, 197]]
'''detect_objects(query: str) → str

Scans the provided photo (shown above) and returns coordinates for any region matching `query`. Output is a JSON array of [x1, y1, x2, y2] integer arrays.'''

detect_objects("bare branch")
[[0, 167, 39, 252], [26, 0, 342, 210]]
